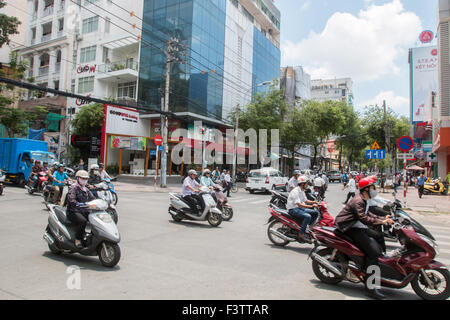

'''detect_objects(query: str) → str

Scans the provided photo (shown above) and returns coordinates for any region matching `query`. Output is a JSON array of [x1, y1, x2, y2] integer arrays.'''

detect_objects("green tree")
[[71, 103, 104, 135], [0, 0, 21, 48]]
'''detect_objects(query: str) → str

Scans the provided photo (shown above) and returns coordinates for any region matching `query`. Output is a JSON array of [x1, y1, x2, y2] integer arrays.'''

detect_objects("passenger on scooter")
[[200, 169, 215, 189], [288, 170, 301, 192], [29, 160, 43, 189], [286, 176, 319, 243], [334, 177, 395, 300], [98, 163, 111, 180], [88, 164, 102, 198], [182, 169, 204, 214], [313, 174, 326, 198], [52, 164, 71, 204], [67, 170, 96, 248]]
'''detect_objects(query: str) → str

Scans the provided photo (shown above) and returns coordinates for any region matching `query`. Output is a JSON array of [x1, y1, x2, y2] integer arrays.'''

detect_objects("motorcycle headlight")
[[97, 213, 113, 223], [419, 234, 439, 256]]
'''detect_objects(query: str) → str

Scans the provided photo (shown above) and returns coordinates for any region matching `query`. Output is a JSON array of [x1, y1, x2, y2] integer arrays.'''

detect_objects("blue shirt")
[[417, 176, 427, 186], [53, 171, 69, 186], [200, 176, 215, 187]]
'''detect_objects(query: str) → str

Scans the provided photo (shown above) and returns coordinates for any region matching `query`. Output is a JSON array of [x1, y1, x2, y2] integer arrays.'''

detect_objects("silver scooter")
[[169, 186, 223, 227], [44, 199, 121, 267]]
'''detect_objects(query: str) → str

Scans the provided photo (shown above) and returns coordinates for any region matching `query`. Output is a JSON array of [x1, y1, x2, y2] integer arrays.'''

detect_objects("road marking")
[[249, 199, 271, 205], [423, 225, 450, 232], [231, 197, 264, 203], [435, 234, 450, 241]]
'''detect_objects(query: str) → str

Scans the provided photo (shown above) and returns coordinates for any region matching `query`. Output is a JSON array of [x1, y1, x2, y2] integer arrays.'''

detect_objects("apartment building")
[[311, 78, 354, 106]]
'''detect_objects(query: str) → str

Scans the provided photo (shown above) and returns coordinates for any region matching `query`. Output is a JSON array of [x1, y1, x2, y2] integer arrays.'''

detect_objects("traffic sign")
[[371, 141, 381, 150], [154, 134, 163, 146], [397, 136, 414, 152], [397, 152, 414, 160], [427, 152, 437, 162], [366, 149, 386, 159]]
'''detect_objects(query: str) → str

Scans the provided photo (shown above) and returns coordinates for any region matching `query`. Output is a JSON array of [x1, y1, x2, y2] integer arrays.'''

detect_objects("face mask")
[[370, 189, 378, 198], [78, 178, 88, 187]]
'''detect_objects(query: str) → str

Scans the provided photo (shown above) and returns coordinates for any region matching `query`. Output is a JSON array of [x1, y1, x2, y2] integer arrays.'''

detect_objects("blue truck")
[[0, 138, 56, 185]]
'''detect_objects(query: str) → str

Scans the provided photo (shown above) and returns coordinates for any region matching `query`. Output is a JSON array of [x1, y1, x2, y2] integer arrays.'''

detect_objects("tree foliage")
[[0, 1, 20, 48], [71, 103, 104, 135]]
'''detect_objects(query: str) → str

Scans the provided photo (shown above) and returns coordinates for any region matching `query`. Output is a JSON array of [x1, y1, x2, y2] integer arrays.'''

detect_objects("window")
[[78, 76, 94, 93], [80, 45, 96, 63], [82, 16, 99, 34], [71, 79, 75, 93], [105, 17, 110, 33], [117, 82, 136, 99]]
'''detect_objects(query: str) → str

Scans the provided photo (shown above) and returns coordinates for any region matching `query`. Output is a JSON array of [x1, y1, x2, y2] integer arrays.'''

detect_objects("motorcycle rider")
[[288, 170, 301, 192], [88, 164, 102, 198], [67, 170, 96, 248], [313, 174, 326, 198], [98, 163, 111, 181], [52, 164, 71, 204], [42, 162, 49, 173], [182, 169, 204, 214], [29, 160, 43, 190], [200, 169, 215, 189], [286, 176, 319, 243], [334, 177, 395, 300]]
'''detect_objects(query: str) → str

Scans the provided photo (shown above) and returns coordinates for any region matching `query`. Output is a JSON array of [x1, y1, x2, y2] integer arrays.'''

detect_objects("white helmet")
[[298, 176, 308, 185], [203, 169, 211, 175], [90, 164, 99, 171], [188, 169, 197, 176], [75, 170, 89, 179]]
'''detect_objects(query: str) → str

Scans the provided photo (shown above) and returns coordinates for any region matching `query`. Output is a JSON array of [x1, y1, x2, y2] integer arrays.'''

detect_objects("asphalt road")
[[1, 183, 449, 300]]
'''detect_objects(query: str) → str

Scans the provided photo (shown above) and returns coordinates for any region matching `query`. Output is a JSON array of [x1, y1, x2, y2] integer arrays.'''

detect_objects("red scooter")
[[266, 202, 335, 247], [309, 223, 450, 300], [26, 171, 48, 194]]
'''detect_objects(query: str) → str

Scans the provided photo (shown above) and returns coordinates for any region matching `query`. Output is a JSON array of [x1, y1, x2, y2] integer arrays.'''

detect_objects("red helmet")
[[358, 177, 376, 190]]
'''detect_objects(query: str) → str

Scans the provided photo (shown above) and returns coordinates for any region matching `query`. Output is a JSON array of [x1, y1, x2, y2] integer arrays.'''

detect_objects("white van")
[[245, 167, 288, 194]]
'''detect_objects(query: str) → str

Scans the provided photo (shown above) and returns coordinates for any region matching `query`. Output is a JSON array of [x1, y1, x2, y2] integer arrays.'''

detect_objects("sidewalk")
[[114, 181, 181, 193], [378, 186, 450, 216]]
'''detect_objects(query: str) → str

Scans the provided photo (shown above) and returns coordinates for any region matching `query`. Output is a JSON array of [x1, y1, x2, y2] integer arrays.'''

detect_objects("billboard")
[[410, 46, 438, 123]]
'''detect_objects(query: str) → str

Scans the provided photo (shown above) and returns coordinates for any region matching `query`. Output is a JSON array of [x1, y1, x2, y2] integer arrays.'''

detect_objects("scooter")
[[309, 223, 450, 300], [104, 177, 118, 205], [266, 202, 335, 247], [169, 186, 223, 227], [0, 170, 6, 196], [90, 180, 119, 224], [44, 199, 121, 267], [25, 171, 48, 194], [213, 184, 233, 221], [423, 178, 448, 195], [44, 180, 73, 207]]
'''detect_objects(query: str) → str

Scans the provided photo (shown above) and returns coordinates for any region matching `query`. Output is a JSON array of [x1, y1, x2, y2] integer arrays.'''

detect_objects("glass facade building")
[[138, 0, 281, 124]]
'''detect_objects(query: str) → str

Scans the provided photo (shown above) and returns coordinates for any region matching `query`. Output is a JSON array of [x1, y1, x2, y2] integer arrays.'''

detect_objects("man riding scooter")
[[334, 177, 395, 300], [29, 160, 43, 191], [286, 176, 319, 244], [182, 169, 205, 215], [52, 164, 71, 205]]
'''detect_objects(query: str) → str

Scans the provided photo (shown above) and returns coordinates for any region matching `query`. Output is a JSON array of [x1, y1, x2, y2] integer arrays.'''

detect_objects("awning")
[[406, 165, 425, 171], [102, 36, 138, 49]]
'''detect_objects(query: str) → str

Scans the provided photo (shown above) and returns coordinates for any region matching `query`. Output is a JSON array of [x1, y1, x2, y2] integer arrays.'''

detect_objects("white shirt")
[[99, 170, 110, 180], [287, 187, 308, 210], [288, 176, 298, 191], [224, 174, 231, 183], [314, 177, 325, 187], [347, 178, 356, 193]]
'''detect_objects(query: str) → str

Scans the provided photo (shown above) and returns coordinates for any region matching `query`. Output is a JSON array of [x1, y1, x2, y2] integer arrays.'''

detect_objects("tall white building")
[[19, 0, 143, 111], [0, 1, 28, 64], [311, 78, 354, 106]]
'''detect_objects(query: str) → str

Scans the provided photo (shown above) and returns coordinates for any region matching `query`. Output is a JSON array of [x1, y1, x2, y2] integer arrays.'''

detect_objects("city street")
[[1, 183, 449, 300]]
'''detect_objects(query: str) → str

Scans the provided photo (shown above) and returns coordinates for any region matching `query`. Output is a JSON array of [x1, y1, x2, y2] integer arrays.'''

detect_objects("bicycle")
[[231, 180, 239, 193]]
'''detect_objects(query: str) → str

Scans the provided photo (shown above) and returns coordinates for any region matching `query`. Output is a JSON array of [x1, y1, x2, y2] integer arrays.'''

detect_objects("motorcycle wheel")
[[46, 226, 62, 255], [221, 207, 233, 221], [411, 269, 450, 300], [107, 208, 119, 224], [112, 193, 118, 205], [207, 211, 222, 227], [267, 221, 290, 247], [98, 242, 121, 268], [312, 248, 344, 285]]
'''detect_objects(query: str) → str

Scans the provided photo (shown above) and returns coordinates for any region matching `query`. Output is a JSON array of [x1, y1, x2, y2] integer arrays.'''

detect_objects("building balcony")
[[41, 34, 52, 43], [57, 30, 64, 38], [39, 66, 49, 77], [97, 60, 139, 83], [54, 63, 61, 74], [240, 0, 280, 37], [31, 39, 36, 46]]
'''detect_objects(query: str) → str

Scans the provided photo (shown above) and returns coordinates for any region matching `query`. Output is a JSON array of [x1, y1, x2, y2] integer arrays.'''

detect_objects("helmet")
[[203, 169, 211, 175], [358, 177, 376, 190], [293, 170, 301, 176], [75, 170, 89, 179], [52, 162, 59, 168], [35, 160, 41, 165], [188, 169, 197, 176], [90, 164, 99, 171], [57, 164, 65, 169], [298, 176, 308, 185]]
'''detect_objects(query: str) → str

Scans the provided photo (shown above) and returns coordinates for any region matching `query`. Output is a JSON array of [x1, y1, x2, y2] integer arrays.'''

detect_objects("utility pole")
[[383, 100, 391, 174], [160, 37, 186, 187], [232, 104, 240, 182]]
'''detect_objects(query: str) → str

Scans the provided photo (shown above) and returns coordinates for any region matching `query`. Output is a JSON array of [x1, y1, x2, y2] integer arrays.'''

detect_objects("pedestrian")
[[342, 173, 356, 204], [393, 173, 399, 193], [416, 172, 427, 199], [78, 159, 84, 171], [223, 170, 231, 197], [403, 173, 409, 193]]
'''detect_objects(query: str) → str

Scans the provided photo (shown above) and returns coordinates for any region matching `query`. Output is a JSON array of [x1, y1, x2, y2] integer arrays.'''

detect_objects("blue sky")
[[276, 0, 438, 116]]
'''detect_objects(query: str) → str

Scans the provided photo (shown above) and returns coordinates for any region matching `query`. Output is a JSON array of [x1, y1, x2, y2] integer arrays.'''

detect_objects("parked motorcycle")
[[309, 223, 449, 300], [266, 202, 335, 247], [423, 178, 448, 195], [213, 184, 233, 221], [0, 170, 6, 196], [25, 171, 48, 194], [168, 186, 223, 227], [44, 199, 121, 267]]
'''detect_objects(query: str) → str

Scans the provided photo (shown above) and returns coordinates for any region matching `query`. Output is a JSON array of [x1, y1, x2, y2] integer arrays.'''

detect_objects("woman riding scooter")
[[335, 177, 394, 300]]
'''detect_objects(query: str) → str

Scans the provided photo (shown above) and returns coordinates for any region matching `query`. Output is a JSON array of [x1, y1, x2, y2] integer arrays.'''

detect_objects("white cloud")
[[282, 0, 422, 82], [358, 90, 409, 115]]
